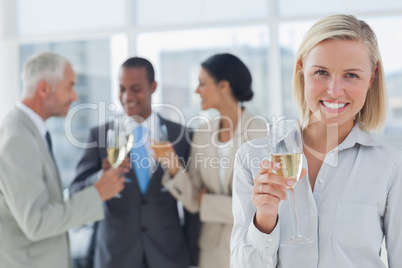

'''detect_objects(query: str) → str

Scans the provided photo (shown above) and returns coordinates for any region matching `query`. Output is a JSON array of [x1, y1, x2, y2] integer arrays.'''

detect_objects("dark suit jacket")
[[70, 115, 200, 268]]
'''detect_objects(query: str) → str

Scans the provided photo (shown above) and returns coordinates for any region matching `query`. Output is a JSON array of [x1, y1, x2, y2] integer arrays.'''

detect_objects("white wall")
[[0, 0, 19, 125]]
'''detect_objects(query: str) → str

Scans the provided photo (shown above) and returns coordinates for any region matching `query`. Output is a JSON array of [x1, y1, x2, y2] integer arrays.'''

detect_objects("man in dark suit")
[[70, 57, 199, 268]]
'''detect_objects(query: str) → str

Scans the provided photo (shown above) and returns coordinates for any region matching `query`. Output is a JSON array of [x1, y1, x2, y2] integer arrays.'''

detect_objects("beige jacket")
[[164, 108, 266, 268]]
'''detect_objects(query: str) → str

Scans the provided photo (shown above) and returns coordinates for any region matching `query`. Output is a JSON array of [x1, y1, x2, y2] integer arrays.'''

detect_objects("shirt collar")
[[15, 101, 48, 138], [338, 123, 380, 151], [124, 110, 160, 136]]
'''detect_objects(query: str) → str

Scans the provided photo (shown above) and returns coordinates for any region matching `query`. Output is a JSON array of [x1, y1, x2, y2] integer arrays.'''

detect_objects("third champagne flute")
[[151, 124, 171, 192], [151, 124, 170, 159], [268, 119, 313, 246]]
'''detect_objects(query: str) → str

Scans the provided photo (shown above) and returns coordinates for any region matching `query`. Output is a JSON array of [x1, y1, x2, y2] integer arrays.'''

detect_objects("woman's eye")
[[345, 73, 359, 78], [315, 69, 328, 75]]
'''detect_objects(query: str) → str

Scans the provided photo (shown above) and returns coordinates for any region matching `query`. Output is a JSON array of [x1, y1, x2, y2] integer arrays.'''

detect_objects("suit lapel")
[[144, 165, 164, 196], [14, 107, 62, 192], [126, 167, 142, 195]]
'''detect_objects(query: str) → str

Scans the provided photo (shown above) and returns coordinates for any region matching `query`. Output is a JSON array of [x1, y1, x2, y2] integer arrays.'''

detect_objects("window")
[[17, 0, 125, 36], [366, 16, 402, 148], [136, 25, 270, 124], [279, 21, 315, 119], [136, 0, 268, 26]]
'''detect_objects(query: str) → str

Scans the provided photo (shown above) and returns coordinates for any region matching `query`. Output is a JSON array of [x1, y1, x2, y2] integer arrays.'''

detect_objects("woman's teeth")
[[322, 101, 347, 109]]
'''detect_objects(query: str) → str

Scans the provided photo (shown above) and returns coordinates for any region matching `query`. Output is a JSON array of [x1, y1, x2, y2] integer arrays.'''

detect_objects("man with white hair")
[[0, 52, 126, 268]]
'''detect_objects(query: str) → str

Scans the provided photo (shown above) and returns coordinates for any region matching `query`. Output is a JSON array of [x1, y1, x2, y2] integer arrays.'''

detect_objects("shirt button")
[[318, 179, 324, 184], [267, 238, 273, 242]]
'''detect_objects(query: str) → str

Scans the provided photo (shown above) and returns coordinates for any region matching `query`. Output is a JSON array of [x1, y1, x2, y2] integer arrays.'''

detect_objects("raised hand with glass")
[[106, 118, 133, 197], [268, 119, 313, 246]]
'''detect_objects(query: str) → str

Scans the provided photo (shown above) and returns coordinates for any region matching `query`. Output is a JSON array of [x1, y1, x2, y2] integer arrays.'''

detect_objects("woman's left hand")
[[152, 142, 182, 177]]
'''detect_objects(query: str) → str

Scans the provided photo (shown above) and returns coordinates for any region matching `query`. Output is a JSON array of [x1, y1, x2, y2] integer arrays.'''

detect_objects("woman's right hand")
[[151, 142, 182, 178], [252, 160, 307, 234]]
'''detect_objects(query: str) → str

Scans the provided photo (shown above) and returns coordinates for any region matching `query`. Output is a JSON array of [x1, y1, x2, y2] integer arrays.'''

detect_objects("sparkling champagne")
[[107, 146, 126, 168], [272, 153, 303, 188], [151, 141, 170, 158]]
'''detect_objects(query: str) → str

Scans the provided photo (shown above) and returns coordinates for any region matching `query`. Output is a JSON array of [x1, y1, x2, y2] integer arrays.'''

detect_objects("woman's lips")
[[320, 100, 349, 113]]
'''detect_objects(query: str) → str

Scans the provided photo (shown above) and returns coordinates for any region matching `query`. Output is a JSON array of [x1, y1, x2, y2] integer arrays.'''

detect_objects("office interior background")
[[0, 0, 401, 265]]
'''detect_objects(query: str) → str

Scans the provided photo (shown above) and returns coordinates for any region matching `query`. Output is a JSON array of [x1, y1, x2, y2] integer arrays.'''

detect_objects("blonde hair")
[[293, 14, 387, 132]]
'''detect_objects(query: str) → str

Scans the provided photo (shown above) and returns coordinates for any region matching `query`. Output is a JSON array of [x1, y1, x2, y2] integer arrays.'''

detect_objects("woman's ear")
[[218, 80, 230, 95], [298, 59, 304, 72]]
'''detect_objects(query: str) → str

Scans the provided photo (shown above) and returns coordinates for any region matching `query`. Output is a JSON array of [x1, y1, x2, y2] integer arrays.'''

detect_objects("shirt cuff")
[[247, 213, 280, 256], [96, 169, 104, 181]]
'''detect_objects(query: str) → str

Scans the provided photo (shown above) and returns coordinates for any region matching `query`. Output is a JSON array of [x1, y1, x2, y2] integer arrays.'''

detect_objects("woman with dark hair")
[[159, 53, 266, 268]]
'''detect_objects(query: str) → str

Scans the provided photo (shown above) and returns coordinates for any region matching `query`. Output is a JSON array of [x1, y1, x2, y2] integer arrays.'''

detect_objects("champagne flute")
[[106, 129, 127, 169], [267, 119, 312, 246], [151, 124, 170, 157], [151, 124, 171, 192], [106, 119, 128, 197]]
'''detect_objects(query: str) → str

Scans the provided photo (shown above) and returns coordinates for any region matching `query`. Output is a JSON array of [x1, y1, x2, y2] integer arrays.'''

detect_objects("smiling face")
[[196, 67, 222, 111], [119, 67, 156, 120], [302, 39, 375, 131]]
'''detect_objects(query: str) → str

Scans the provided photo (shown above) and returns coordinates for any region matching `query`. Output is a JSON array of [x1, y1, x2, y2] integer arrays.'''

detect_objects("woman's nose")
[[327, 77, 344, 98]]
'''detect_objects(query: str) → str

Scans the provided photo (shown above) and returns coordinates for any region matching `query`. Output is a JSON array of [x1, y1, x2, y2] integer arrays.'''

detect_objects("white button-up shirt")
[[231, 124, 402, 268], [124, 111, 162, 176], [124, 111, 161, 157]]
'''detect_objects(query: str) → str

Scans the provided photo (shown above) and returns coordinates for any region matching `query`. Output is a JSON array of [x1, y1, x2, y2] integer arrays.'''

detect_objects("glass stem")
[[287, 188, 301, 237]]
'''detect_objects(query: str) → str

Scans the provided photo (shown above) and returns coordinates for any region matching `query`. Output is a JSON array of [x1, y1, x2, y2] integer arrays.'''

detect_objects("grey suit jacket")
[[0, 106, 104, 268], [70, 115, 199, 268]]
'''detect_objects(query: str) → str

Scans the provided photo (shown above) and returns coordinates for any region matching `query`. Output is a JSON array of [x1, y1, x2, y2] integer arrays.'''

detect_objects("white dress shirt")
[[217, 140, 231, 194], [124, 111, 162, 175], [231, 124, 402, 268]]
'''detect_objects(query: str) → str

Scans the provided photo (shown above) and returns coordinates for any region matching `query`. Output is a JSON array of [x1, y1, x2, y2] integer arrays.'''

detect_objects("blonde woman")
[[231, 15, 402, 267]]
